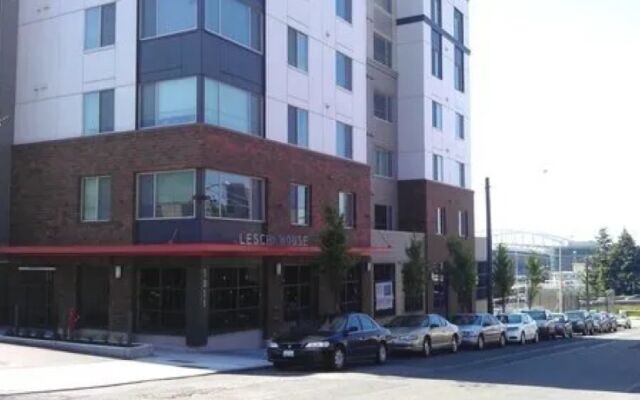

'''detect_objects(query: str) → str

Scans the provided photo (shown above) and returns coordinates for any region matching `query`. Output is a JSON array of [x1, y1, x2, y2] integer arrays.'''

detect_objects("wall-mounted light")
[[276, 263, 282, 276], [367, 262, 373, 272], [114, 265, 122, 279]]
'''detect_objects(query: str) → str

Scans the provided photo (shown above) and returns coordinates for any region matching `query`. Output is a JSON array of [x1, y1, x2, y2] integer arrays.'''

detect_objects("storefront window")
[[432, 263, 447, 315], [283, 265, 313, 322], [138, 268, 186, 333], [209, 267, 260, 333], [341, 266, 361, 313], [374, 264, 395, 317]]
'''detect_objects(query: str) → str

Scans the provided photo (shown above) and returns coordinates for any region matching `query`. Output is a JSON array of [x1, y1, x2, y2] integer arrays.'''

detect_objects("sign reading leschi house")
[[238, 233, 310, 247]]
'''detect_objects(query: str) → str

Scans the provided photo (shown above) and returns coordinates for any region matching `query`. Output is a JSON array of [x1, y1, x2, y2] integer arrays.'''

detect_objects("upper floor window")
[[375, 0, 392, 13], [374, 148, 393, 177], [137, 170, 196, 219], [373, 91, 393, 122], [374, 204, 393, 230], [431, 29, 442, 79], [431, 0, 442, 26], [432, 101, 443, 130], [456, 113, 465, 139], [288, 27, 308, 71], [290, 184, 310, 226], [336, 0, 352, 23], [458, 162, 466, 188], [140, 77, 197, 128], [454, 8, 464, 42], [83, 89, 114, 135], [433, 154, 444, 182], [373, 33, 392, 68], [336, 52, 353, 91], [205, 78, 262, 136], [205, 0, 263, 52], [455, 48, 465, 92], [436, 207, 446, 235], [288, 106, 309, 148], [85, 3, 116, 50], [336, 121, 353, 159], [338, 192, 355, 228], [141, 0, 197, 39], [205, 170, 264, 221], [81, 176, 111, 222], [458, 210, 469, 238]]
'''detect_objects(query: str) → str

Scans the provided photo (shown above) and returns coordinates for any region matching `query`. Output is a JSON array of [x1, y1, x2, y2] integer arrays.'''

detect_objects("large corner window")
[[205, 0, 263, 52], [81, 176, 111, 222], [338, 192, 355, 228], [140, 77, 197, 128], [209, 267, 260, 333], [83, 89, 114, 135], [141, 0, 197, 39], [85, 3, 116, 50], [204, 170, 264, 221], [137, 170, 196, 219], [336, 121, 353, 159], [290, 184, 310, 226], [205, 78, 262, 136]]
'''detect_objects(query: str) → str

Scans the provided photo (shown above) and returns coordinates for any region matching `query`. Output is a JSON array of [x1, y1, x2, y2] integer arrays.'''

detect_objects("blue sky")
[[470, 0, 640, 241]]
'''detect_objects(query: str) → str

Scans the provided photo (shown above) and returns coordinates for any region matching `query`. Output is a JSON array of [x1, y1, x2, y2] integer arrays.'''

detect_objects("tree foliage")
[[525, 256, 545, 309], [587, 228, 613, 298], [445, 237, 477, 313], [609, 229, 640, 295], [402, 237, 428, 311], [493, 244, 516, 312]]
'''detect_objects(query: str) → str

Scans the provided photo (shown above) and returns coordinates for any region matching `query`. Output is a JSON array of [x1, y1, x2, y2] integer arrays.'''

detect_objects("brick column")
[[185, 266, 208, 347], [109, 264, 134, 335]]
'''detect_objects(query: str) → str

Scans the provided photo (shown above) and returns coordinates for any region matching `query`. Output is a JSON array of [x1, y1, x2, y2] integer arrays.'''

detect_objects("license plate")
[[283, 350, 294, 358]]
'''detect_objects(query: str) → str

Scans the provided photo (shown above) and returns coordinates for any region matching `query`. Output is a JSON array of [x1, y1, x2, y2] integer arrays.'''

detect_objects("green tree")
[[525, 256, 545, 309], [445, 237, 477, 313], [609, 229, 640, 295], [493, 244, 516, 313], [590, 228, 613, 298], [402, 237, 428, 312], [316, 206, 354, 314]]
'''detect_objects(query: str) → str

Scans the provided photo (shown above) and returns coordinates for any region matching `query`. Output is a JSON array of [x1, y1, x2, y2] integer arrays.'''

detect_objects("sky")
[[469, 0, 640, 241]]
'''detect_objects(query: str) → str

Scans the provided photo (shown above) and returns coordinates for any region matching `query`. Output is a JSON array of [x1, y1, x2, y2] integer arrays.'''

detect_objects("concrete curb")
[[0, 335, 154, 359]]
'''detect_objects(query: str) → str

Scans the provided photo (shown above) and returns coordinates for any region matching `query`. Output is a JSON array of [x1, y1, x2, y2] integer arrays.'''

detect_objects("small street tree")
[[493, 244, 516, 313], [590, 228, 613, 298], [445, 237, 477, 313], [402, 237, 428, 312], [609, 229, 640, 295], [316, 206, 354, 314], [525, 256, 545, 309]]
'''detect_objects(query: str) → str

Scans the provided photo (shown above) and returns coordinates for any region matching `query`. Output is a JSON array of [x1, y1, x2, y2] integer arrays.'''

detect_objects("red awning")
[[0, 243, 389, 258]]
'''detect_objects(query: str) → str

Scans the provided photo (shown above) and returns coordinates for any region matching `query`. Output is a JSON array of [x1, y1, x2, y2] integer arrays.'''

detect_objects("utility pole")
[[585, 257, 591, 311], [486, 177, 494, 314], [558, 246, 563, 312]]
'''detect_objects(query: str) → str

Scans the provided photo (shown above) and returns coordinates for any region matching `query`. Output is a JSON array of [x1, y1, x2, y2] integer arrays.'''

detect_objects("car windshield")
[[452, 315, 482, 326], [317, 316, 347, 333], [552, 314, 564, 320], [386, 315, 426, 328], [523, 311, 546, 320], [498, 314, 522, 324], [566, 312, 583, 321]]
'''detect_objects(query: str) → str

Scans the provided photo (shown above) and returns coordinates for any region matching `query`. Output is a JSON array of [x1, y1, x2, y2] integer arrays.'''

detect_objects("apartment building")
[[0, 0, 473, 349]]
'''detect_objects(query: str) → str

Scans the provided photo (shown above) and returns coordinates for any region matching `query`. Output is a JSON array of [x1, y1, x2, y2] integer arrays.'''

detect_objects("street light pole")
[[486, 177, 494, 314], [585, 257, 591, 311], [558, 246, 563, 312]]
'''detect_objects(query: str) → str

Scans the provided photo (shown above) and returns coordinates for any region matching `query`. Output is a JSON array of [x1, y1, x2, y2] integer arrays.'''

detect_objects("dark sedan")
[[551, 313, 574, 339], [267, 313, 390, 371], [566, 310, 595, 335], [522, 309, 556, 339]]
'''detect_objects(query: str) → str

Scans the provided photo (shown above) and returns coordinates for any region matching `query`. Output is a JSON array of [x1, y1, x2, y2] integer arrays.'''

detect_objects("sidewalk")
[[0, 343, 270, 396]]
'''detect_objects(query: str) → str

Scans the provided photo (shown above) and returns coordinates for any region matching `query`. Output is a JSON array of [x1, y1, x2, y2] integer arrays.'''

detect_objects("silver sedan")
[[385, 314, 460, 357]]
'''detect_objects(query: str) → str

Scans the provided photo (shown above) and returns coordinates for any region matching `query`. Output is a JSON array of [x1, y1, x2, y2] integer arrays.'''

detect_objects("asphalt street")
[[6, 328, 640, 400]]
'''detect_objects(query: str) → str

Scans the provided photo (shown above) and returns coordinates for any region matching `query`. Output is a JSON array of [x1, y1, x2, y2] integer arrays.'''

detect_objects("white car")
[[498, 313, 539, 344]]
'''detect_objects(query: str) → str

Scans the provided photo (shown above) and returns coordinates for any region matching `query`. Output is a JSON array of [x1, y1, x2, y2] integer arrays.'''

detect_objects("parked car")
[[616, 312, 632, 329], [385, 314, 460, 357], [452, 313, 506, 350], [551, 313, 574, 339], [267, 313, 390, 370], [595, 312, 614, 333], [566, 310, 595, 335], [522, 309, 556, 339], [497, 313, 539, 344], [590, 312, 604, 333], [605, 313, 618, 332]]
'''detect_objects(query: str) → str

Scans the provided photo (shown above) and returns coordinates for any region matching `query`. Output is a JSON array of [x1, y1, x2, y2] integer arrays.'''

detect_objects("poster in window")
[[375, 281, 394, 311]]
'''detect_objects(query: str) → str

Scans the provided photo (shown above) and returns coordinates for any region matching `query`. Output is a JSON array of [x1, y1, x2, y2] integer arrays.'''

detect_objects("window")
[[338, 192, 355, 228], [373, 34, 392, 67], [288, 106, 309, 147], [138, 268, 186, 333], [373, 91, 393, 122], [454, 8, 464, 42], [458, 210, 469, 238], [83, 89, 114, 135], [375, 148, 393, 177], [336, 52, 353, 90], [432, 101, 443, 130], [374, 204, 393, 230], [283, 265, 313, 322], [341, 267, 361, 312], [433, 154, 444, 181], [205, 78, 262, 136], [436, 207, 446, 235], [431, 29, 442, 79], [141, 77, 197, 128], [375, 0, 392, 13], [81, 176, 111, 222], [336, 0, 352, 23], [336, 122, 353, 159], [205, 0, 263, 52], [288, 27, 308, 71], [456, 113, 465, 139], [137, 170, 195, 219], [458, 162, 466, 187], [204, 170, 264, 221], [85, 3, 115, 50], [141, 0, 197, 39], [431, 0, 442, 26], [209, 267, 260, 333], [290, 184, 310, 226], [455, 48, 465, 92]]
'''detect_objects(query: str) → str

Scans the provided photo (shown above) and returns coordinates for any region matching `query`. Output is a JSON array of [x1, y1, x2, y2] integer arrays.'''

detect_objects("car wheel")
[[520, 332, 526, 345], [422, 337, 432, 358], [331, 347, 346, 371], [477, 335, 485, 351], [451, 336, 459, 353], [376, 343, 387, 364], [499, 334, 507, 348]]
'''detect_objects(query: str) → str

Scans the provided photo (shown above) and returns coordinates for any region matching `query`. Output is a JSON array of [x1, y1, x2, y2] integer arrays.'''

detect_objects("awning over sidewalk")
[[0, 243, 389, 258]]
